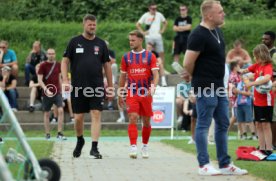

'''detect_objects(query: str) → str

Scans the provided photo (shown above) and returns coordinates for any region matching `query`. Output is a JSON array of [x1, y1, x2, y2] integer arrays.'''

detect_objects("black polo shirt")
[[63, 35, 110, 88]]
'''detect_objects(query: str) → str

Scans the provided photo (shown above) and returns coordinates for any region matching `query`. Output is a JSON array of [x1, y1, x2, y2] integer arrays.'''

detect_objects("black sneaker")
[[90, 148, 102, 159], [108, 105, 114, 110], [29, 106, 35, 113], [24, 81, 29, 86], [73, 138, 85, 158], [0, 137, 4, 144], [261, 150, 273, 156], [45, 133, 50, 140], [57, 133, 67, 140]]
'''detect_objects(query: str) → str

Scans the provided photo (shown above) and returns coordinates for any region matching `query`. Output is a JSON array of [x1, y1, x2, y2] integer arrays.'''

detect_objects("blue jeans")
[[25, 63, 36, 84], [5, 89, 18, 109], [195, 90, 231, 168]]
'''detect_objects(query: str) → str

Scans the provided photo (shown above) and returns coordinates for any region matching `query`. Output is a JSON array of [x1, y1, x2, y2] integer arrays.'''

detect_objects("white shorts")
[[62, 92, 70, 100], [145, 35, 164, 53]]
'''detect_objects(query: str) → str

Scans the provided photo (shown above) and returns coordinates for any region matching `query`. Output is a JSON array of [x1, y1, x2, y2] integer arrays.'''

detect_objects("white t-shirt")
[[138, 12, 166, 37], [224, 63, 230, 89]]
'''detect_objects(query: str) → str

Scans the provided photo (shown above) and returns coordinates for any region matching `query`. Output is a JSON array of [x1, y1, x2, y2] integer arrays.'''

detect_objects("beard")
[[86, 30, 95, 37], [48, 57, 55, 62]]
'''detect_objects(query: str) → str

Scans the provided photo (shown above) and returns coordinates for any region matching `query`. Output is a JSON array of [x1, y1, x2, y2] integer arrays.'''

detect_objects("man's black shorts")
[[42, 94, 63, 112], [254, 106, 273, 122], [192, 103, 197, 119], [71, 91, 105, 113], [173, 36, 188, 55]]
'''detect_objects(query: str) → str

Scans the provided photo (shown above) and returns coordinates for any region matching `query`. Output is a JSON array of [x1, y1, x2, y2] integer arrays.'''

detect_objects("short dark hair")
[[230, 61, 239, 71], [83, 14, 97, 23], [264, 31, 275, 41], [149, 2, 156, 7], [129, 30, 144, 40]]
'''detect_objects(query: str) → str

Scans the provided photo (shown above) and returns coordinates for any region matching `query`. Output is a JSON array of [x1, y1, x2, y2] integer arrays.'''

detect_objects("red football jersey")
[[121, 50, 159, 96], [248, 63, 274, 106]]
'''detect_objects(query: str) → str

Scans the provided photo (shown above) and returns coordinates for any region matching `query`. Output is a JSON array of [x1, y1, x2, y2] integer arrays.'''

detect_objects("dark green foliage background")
[[0, 19, 276, 73], [1, 0, 276, 73], [0, 0, 276, 22]]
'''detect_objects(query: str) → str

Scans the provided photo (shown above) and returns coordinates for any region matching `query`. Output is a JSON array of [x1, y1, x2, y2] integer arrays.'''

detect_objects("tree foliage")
[[0, 0, 276, 22]]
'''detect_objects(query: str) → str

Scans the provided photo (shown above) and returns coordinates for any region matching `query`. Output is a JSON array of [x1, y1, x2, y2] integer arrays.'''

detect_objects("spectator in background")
[[105, 40, 118, 85], [183, 91, 196, 144], [0, 66, 18, 112], [38, 48, 66, 141], [25, 41, 47, 86], [62, 72, 75, 124], [226, 39, 251, 64], [262, 31, 276, 60], [29, 64, 42, 112], [241, 44, 274, 156], [233, 74, 257, 140], [104, 40, 117, 110], [176, 69, 191, 131], [136, 2, 167, 70], [146, 42, 167, 86], [172, 5, 192, 72], [228, 61, 242, 137], [116, 81, 127, 123], [263, 31, 276, 150], [0, 40, 18, 77]]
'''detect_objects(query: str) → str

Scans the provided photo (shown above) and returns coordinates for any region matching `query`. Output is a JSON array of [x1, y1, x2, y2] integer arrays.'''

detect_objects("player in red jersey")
[[241, 44, 274, 156], [119, 30, 159, 159]]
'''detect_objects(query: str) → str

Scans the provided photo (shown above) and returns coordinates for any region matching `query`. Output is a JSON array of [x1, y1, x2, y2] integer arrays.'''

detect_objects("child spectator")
[[62, 73, 74, 124], [183, 91, 196, 144], [116, 82, 127, 123], [233, 74, 257, 140], [228, 61, 242, 136], [176, 69, 191, 131], [241, 44, 274, 156]]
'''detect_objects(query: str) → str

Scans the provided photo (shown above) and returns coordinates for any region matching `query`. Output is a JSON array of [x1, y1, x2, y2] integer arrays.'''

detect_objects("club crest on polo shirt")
[[94, 46, 99, 55], [142, 58, 147, 64]]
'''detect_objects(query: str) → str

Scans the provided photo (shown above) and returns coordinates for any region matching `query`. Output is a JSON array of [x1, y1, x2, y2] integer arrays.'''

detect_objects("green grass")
[[2, 129, 238, 138], [20, 129, 190, 137], [161, 139, 275, 181], [0, 140, 53, 180], [1, 19, 276, 75]]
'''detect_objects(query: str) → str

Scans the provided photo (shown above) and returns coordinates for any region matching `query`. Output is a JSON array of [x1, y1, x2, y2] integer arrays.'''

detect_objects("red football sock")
[[142, 126, 152, 144], [128, 124, 138, 145]]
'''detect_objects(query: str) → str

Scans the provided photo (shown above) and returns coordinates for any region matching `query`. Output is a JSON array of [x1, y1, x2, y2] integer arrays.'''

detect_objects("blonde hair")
[[0, 40, 8, 46], [129, 30, 144, 40], [200, 0, 221, 18], [33, 41, 41, 47], [253, 44, 272, 64]]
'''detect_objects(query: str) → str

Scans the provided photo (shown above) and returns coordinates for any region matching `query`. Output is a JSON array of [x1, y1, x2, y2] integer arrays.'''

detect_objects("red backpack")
[[236, 146, 267, 161]]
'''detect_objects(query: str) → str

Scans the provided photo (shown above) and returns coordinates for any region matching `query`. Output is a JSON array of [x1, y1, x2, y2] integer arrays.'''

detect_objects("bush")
[[0, 0, 276, 22], [0, 19, 276, 73]]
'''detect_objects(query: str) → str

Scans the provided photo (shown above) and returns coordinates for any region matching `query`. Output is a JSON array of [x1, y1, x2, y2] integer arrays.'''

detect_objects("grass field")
[[0, 140, 53, 180], [12, 129, 187, 137], [2, 129, 272, 180], [161, 139, 275, 181]]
